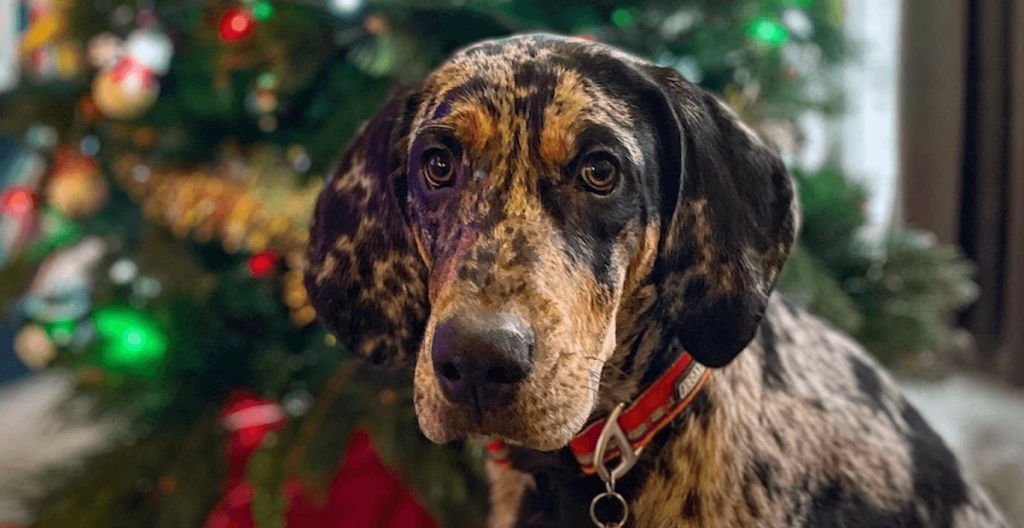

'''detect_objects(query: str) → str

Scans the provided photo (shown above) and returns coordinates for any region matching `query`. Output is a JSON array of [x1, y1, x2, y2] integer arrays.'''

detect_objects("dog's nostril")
[[439, 362, 461, 382], [485, 365, 517, 385]]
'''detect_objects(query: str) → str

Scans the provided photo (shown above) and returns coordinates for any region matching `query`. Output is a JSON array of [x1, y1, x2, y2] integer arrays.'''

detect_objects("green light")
[[257, 71, 277, 89], [748, 17, 790, 47], [44, 319, 78, 344], [123, 329, 146, 351], [92, 306, 168, 374], [252, 1, 273, 20], [611, 8, 633, 28], [25, 207, 83, 260]]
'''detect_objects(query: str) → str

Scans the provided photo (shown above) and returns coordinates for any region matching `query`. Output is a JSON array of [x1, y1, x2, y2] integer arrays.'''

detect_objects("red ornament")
[[219, 9, 255, 42], [202, 429, 440, 528], [248, 250, 278, 277], [1, 186, 39, 217], [221, 392, 288, 480]]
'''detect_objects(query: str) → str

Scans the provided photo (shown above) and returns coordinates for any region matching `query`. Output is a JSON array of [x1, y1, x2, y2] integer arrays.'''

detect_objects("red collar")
[[485, 352, 710, 475]]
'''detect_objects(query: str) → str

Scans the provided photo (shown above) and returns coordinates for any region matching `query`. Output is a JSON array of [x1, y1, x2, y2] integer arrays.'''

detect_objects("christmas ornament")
[[124, 27, 173, 76], [21, 237, 106, 323], [45, 145, 109, 219], [20, 0, 82, 81], [91, 26, 173, 119], [87, 32, 122, 69], [219, 9, 255, 42], [14, 323, 57, 370], [92, 305, 169, 374], [202, 428, 440, 528], [109, 149, 319, 326], [222, 392, 287, 450], [284, 430, 441, 528], [92, 57, 159, 119], [20, 0, 65, 55], [1, 138, 47, 266]]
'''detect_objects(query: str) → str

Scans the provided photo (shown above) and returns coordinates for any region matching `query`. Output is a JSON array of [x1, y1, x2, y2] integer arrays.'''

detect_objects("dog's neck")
[[495, 297, 754, 526], [499, 368, 726, 527], [596, 307, 686, 414]]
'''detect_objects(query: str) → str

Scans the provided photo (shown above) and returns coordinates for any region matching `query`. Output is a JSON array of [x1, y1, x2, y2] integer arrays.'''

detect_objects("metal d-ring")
[[589, 485, 628, 528]]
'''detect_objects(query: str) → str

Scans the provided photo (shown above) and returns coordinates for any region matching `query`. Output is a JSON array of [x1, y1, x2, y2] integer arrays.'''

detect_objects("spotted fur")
[[305, 34, 1009, 527]]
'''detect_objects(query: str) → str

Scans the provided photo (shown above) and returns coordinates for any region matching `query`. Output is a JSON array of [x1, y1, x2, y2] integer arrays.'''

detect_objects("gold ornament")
[[14, 324, 57, 371], [109, 147, 323, 326], [45, 146, 109, 219], [92, 64, 158, 120]]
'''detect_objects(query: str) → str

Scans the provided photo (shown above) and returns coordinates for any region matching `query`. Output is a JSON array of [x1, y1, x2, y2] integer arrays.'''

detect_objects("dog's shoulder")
[[691, 292, 1009, 528]]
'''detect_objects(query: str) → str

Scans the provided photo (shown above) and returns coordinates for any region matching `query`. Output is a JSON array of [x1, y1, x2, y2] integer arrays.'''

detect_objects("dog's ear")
[[304, 86, 429, 366], [644, 66, 798, 368]]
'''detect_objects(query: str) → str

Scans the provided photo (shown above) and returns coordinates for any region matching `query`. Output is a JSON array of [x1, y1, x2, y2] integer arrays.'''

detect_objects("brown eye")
[[423, 148, 455, 188], [579, 153, 620, 194]]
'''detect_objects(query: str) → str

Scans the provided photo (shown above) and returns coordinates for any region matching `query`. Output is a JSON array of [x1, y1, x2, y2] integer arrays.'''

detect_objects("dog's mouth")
[[412, 344, 601, 450]]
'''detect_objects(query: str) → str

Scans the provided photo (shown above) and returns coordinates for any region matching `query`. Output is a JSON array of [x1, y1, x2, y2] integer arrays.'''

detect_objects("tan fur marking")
[[451, 102, 496, 153], [540, 69, 589, 165]]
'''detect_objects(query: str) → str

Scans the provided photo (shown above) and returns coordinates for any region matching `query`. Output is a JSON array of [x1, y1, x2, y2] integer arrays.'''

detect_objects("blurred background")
[[0, 0, 1022, 526]]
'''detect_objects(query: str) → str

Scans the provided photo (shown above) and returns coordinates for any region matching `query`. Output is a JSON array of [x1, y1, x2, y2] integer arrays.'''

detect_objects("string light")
[[92, 305, 168, 373], [219, 9, 255, 42], [611, 8, 633, 28], [252, 1, 273, 20], [248, 249, 278, 277], [1, 186, 39, 217], [747, 17, 790, 47]]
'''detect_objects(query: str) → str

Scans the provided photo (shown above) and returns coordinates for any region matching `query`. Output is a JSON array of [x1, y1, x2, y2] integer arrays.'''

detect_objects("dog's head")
[[305, 35, 797, 450]]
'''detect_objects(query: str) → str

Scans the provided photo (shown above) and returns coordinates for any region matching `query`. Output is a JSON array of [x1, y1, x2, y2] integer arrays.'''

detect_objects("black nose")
[[431, 313, 534, 410]]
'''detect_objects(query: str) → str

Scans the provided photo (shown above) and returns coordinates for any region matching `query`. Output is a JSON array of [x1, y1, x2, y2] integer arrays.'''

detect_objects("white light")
[[781, 8, 814, 40], [110, 259, 139, 285], [126, 29, 174, 75], [329, 0, 363, 16]]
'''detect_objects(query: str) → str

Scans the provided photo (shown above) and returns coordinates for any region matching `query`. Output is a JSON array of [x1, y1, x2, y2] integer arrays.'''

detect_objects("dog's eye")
[[423, 148, 455, 189], [579, 153, 620, 195]]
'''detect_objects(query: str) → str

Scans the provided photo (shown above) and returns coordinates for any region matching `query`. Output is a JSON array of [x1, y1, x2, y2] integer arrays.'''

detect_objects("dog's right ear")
[[304, 86, 429, 366]]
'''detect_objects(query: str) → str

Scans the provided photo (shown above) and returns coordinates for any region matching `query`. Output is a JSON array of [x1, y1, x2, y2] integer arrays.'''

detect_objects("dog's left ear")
[[643, 66, 799, 368]]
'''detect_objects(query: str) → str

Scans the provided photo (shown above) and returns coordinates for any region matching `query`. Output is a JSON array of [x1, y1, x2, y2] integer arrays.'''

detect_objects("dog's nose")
[[431, 313, 534, 410]]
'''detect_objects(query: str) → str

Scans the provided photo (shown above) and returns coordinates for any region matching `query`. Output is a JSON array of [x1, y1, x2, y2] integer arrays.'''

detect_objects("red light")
[[248, 250, 278, 277], [219, 9, 254, 42], [1, 186, 38, 217]]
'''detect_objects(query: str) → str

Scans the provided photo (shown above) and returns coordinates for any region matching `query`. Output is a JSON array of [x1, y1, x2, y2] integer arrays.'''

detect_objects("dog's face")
[[306, 35, 797, 450]]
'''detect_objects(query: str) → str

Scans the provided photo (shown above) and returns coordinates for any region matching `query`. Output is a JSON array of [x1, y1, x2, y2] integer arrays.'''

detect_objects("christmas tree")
[[0, 0, 975, 526]]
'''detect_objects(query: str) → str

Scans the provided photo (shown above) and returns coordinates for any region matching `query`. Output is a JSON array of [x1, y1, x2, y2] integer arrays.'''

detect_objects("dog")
[[304, 34, 1010, 528]]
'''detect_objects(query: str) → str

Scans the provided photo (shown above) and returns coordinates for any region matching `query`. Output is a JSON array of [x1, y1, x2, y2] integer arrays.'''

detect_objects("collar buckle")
[[593, 402, 640, 484]]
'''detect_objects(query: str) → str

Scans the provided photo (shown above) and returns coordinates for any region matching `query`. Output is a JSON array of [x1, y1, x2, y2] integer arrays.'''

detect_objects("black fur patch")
[[901, 401, 968, 528], [759, 317, 787, 390], [802, 480, 920, 528], [850, 355, 886, 412]]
